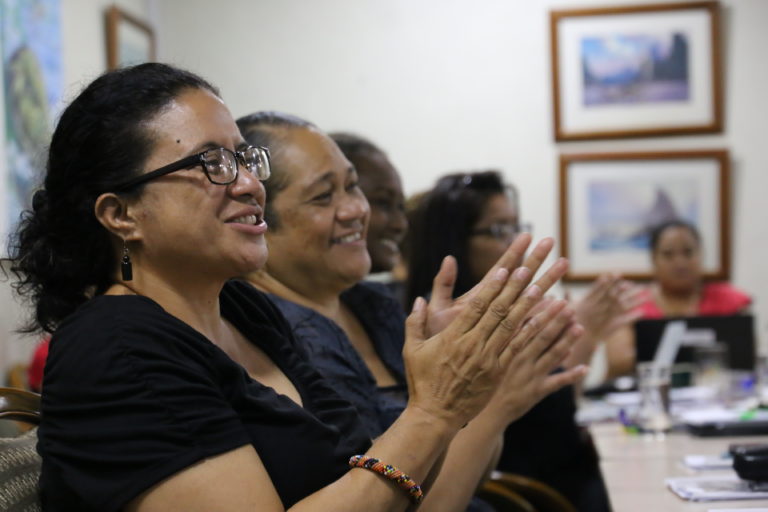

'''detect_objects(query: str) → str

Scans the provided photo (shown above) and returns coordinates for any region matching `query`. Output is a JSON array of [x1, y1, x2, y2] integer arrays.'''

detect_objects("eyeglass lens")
[[200, 147, 270, 184], [489, 223, 518, 239], [243, 146, 271, 179]]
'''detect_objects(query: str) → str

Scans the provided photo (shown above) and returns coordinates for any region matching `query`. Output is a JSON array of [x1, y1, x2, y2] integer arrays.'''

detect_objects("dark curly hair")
[[8, 63, 218, 333]]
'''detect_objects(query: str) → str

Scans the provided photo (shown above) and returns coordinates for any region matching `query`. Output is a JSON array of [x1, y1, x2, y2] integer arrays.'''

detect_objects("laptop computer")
[[634, 314, 756, 371]]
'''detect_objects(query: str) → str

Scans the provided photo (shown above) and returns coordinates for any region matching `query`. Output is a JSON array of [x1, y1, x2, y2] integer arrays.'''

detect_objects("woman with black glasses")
[[407, 170, 638, 511], [11, 63, 571, 512], [407, 172, 530, 309]]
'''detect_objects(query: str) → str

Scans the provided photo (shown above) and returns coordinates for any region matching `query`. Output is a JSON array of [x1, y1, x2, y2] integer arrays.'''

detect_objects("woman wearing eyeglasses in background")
[[237, 112, 589, 512], [11, 63, 572, 512], [406, 170, 639, 512]]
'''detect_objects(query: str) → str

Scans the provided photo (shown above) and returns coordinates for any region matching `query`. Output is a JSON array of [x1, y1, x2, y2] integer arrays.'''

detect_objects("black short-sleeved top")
[[268, 282, 495, 512], [37, 280, 371, 511]]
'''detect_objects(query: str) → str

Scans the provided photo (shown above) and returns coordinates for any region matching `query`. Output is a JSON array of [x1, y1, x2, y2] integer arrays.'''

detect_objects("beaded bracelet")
[[348, 454, 424, 504]]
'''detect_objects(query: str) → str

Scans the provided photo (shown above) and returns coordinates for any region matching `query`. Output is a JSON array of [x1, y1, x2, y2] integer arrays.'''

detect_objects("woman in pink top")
[[607, 220, 750, 377]]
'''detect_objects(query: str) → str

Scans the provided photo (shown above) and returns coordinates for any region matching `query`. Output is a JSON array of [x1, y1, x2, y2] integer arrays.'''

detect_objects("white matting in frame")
[[560, 151, 729, 281], [551, 2, 722, 140]]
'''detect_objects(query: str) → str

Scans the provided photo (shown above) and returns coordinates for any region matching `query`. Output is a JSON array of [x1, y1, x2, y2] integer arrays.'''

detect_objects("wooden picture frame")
[[105, 5, 156, 70], [559, 150, 730, 282], [550, 1, 722, 141]]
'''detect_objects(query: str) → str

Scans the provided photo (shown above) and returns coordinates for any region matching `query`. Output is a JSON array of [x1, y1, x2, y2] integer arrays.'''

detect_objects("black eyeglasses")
[[113, 145, 271, 191], [471, 222, 532, 242]]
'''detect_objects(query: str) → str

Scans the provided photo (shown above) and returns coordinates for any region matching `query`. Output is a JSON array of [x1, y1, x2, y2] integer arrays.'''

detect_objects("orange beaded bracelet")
[[348, 454, 424, 504]]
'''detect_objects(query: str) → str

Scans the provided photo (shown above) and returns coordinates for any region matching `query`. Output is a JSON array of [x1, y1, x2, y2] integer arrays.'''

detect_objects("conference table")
[[592, 421, 768, 511]]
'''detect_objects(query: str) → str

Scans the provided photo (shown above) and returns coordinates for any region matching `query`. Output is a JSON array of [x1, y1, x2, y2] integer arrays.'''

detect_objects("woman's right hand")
[[483, 298, 588, 425], [572, 273, 644, 341], [401, 235, 567, 431]]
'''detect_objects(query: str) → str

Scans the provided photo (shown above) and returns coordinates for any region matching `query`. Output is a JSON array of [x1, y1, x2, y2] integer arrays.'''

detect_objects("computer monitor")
[[634, 314, 756, 370]]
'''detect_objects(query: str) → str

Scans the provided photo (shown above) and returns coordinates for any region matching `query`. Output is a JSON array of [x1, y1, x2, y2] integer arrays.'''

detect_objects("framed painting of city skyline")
[[559, 150, 730, 282], [550, 2, 722, 140]]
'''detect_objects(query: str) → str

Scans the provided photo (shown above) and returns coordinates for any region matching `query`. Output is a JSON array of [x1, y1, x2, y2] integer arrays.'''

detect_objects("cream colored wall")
[[154, 0, 768, 346], [1, 0, 766, 381], [0, 0, 150, 383]]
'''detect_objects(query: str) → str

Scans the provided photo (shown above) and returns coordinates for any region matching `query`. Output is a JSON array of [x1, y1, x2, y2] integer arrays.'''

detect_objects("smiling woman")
[[329, 132, 407, 275], [238, 111, 588, 512], [7, 64, 570, 512]]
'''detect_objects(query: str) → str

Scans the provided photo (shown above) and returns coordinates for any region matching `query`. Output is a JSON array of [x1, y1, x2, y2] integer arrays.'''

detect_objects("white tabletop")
[[591, 422, 768, 511]]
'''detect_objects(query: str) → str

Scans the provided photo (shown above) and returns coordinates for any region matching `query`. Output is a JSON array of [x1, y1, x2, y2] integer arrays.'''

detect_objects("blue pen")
[[619, 408, 628, 426], [618, 409, 639, 434]]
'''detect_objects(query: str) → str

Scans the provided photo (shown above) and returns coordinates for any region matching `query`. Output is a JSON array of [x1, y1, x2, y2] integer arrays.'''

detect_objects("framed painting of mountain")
[[550, 2, 722, 140], [559, 150, 729, 281]]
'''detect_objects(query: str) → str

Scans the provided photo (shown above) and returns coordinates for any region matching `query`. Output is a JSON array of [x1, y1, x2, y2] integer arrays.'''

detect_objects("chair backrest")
[[477, 480, 537, 512], [487, 471, 578, 512], [0, 387, 41, 425], [0, 387, 42, 512], [5, 364, 29, 391]]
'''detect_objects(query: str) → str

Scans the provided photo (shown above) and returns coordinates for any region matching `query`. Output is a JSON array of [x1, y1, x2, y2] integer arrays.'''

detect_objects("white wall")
[[2, 0, 766, 378], [0, 0, 150, 382], [153, 0, 768, 346], [61, 0, 150, 99]]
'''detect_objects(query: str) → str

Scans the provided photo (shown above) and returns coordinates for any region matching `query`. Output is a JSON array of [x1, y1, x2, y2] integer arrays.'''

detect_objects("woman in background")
[[407, 170, 636, 512], [638, 220, 749, 317], [606, 220, 751, 377], [329, 132, 407, 277], [237, 111, 587, 512]]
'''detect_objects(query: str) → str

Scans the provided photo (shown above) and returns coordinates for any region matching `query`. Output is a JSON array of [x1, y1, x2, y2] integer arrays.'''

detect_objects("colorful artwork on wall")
[[550, 1, 722, 140], [0, 0, 62, 250]]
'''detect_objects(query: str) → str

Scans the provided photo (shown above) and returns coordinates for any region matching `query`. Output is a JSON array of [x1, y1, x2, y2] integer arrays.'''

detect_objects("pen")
[[619, 408, 640, 434]]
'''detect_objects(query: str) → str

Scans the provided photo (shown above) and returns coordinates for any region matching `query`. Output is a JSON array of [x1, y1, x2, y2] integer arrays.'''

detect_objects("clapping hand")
[[572, 273, 644, 341], [483, 297, 588, 425], [424, 235, 562, 338], [403, 235, 571, 430]]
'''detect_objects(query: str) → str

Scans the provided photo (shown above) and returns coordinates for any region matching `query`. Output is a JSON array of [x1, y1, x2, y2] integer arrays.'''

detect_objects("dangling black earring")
[[121, 242, 133, 281]]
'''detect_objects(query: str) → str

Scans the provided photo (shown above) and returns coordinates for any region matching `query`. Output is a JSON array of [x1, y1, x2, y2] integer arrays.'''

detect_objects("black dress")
[[496, 385, 613, 512], [37, 281, 371, 511]]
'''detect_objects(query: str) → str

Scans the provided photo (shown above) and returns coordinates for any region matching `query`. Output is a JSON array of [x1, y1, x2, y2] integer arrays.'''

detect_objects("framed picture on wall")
[[105, 5, 156, 70], [550, 1, 722, 141], [559, 150, 730, 282]]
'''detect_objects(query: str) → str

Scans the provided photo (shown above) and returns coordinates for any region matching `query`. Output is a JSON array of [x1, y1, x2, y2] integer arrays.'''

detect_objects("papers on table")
[[684, 454, 734, 470], [667, 475, 768, 501], [707, 508, 768, 512], [679, 406, 768, 426], [604, 386, 717, 407]]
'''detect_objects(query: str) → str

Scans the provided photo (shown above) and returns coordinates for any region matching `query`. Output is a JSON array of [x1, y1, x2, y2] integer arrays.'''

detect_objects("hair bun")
[[32, 189, 48, 212]]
